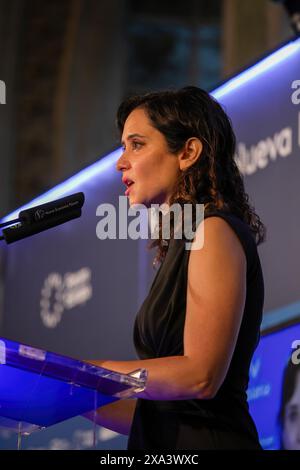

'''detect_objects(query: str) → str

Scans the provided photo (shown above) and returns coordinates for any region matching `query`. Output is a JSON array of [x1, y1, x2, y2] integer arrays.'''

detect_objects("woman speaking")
[[83, 86, 266, 450]]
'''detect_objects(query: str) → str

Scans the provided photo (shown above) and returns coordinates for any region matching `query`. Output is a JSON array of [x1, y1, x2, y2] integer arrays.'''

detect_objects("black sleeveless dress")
[[127, 210, 264, 450]]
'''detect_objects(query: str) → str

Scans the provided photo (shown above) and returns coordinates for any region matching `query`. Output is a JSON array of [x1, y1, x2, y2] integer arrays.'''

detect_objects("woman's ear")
[[178, 137, 203, 171]]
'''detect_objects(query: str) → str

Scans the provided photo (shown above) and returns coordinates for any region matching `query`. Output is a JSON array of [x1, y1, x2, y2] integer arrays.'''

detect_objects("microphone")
[[0, 192, 85, 244], [18, 192, 84, 225]]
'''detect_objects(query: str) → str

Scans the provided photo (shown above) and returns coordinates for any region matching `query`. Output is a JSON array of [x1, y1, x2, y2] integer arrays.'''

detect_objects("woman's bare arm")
[[84, 216, 247, 402], [82, 398, 137, 436]]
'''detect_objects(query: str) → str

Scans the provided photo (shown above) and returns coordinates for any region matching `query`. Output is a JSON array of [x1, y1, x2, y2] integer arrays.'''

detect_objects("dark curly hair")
[[116, 86, 266, 267]]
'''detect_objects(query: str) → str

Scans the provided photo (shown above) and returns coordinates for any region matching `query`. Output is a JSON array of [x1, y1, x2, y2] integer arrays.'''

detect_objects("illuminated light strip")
[[2, 37, 300, 223], [1, 147, 122, 223], [212, 37, 300, 100], [261, 299, 300, 333]]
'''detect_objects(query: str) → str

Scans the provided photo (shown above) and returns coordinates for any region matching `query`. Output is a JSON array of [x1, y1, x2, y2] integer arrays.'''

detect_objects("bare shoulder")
[[189, 215, 246, 268]]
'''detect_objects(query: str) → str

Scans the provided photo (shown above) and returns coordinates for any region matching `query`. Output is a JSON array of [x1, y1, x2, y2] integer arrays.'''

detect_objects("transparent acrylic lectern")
[[0, 337, 147, 449]]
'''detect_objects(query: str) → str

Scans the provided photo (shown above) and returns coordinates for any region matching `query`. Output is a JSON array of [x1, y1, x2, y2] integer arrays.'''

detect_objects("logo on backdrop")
[[235, 81, 300, 176], [250, 356, 261, 379], [40, 267, 92, 328], [247, 355, 272, 402], [235, 124, 296, 176]]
